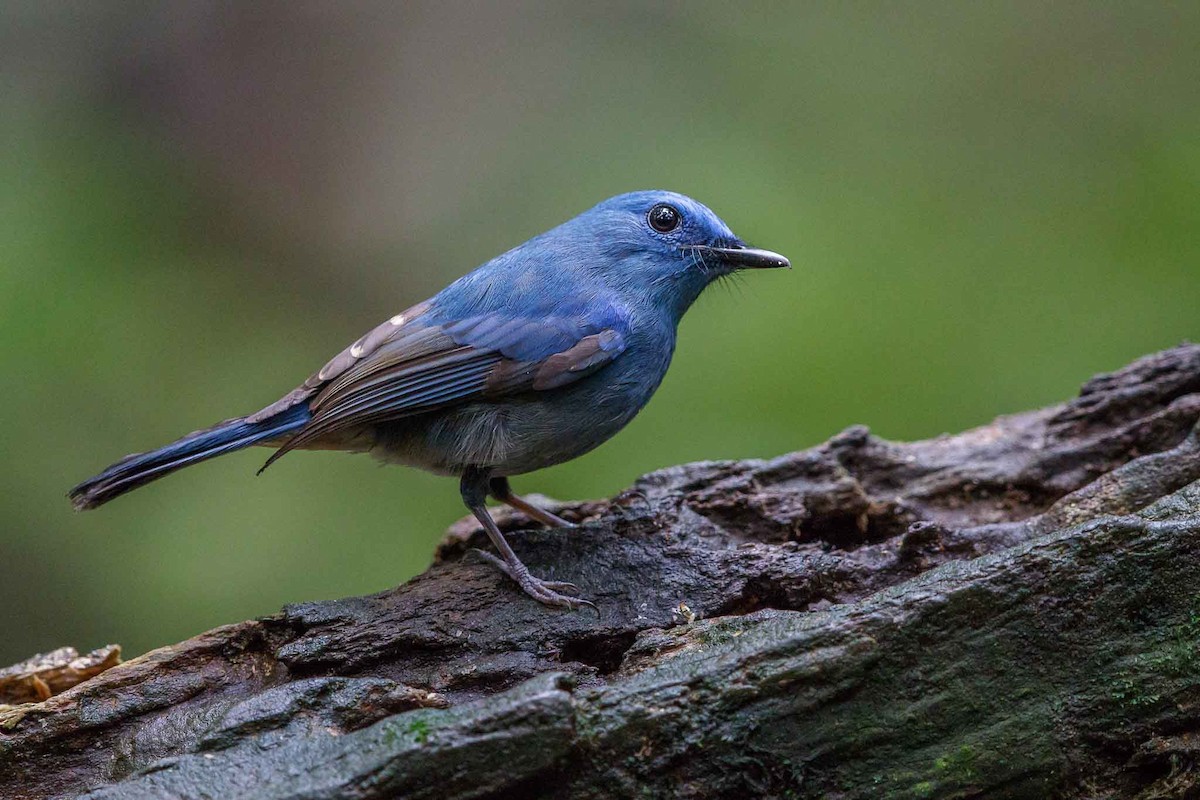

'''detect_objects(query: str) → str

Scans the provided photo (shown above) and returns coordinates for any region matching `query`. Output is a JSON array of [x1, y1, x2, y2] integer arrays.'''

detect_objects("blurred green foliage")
[[2, 4, 1197, 663]]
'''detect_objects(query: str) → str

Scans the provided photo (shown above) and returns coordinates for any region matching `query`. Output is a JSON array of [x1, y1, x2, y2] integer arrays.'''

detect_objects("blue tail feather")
[[69, 404, 311, 511]]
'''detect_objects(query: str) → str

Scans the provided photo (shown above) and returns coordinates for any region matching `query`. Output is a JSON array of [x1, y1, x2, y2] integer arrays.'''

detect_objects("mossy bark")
[[3, 345, 1199, 799]]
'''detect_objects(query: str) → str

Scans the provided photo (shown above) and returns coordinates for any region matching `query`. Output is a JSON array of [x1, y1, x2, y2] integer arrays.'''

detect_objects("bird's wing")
[[255, 299, 629, 466]]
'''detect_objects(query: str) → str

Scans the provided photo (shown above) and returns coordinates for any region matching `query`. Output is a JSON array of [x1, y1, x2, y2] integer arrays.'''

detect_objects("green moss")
[[407, 718, 432, 744], [697, 622, 747, 647], [1110, 606, 1200, 709], [380, 713, 435, 747], [934, 745, 978, 781]]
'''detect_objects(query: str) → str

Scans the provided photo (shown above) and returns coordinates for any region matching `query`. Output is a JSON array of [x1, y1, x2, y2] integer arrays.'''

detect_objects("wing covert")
[[261, 301, 630, 464]]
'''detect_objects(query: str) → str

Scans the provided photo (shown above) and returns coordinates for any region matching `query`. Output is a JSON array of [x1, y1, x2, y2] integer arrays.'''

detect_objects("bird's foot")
[[470, 549, 597, 613], [537, 510, 577, 529], [507, 500, 577, 529]]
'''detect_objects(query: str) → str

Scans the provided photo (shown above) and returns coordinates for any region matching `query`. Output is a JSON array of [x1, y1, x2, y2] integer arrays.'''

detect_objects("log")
[[3, 344, 1199, 799]]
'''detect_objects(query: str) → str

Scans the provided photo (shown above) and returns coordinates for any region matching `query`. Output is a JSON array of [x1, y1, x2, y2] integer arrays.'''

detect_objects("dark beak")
[[693, 244, 790, 270]]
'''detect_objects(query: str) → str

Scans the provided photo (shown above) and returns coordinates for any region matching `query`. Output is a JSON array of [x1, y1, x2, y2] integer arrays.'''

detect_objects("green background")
[[2, 3, 1197, 664]]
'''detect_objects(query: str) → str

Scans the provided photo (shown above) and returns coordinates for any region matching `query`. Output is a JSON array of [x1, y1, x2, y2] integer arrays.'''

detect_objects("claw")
[[468, 548, 596, 613]]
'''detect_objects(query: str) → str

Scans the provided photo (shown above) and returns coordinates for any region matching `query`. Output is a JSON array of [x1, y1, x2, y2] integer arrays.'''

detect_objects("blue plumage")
[[70, 404, 311, 510], [70, 190, 788, 610]]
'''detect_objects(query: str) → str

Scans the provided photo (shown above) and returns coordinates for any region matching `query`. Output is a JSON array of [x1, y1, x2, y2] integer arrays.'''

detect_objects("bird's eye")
[[647, 204, 681, 233]]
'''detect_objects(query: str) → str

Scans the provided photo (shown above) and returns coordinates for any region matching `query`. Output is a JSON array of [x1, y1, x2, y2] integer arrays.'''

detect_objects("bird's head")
[[568, 190, 789, 319]]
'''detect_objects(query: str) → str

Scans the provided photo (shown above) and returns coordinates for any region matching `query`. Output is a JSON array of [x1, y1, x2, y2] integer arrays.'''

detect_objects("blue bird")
[[69, 191, 789, 609]]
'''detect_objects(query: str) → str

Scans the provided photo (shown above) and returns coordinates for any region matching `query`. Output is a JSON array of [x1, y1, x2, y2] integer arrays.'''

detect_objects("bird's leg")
[[461, 468, 595, 612], [488, 476, 576, 529]]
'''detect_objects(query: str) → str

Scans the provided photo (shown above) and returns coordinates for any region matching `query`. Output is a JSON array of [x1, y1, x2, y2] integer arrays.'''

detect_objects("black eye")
[[647, 203, 681, 233]]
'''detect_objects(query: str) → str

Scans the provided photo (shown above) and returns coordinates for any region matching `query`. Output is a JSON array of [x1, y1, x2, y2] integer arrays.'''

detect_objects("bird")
[[69, 191, 789, 610]]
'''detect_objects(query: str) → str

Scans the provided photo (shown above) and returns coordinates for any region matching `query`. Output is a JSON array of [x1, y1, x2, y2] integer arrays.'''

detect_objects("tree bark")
[[3, 345, 1199, 800]]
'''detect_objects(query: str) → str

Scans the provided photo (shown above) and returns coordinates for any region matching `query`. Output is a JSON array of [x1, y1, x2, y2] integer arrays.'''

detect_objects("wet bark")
[[3, 344, 1199, 799]]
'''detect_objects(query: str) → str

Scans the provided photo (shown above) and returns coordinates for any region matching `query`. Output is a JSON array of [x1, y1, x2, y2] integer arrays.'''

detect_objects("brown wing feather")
[[262, 338, 500, 466], [255, 302, 626, 470], [245, 301, 432, 423], [531, 330, 625, 390]]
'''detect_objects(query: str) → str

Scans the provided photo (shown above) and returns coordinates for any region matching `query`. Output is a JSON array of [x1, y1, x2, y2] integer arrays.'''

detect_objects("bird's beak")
[[694, 244, 790, 270]]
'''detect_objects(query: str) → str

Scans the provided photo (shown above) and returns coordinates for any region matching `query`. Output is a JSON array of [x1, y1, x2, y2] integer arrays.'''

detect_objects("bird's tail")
[[68, 404, 311, 511]]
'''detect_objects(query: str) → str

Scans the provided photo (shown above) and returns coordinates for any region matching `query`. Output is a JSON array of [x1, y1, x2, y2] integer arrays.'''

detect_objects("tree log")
[[3, 345, 1199, 799]]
